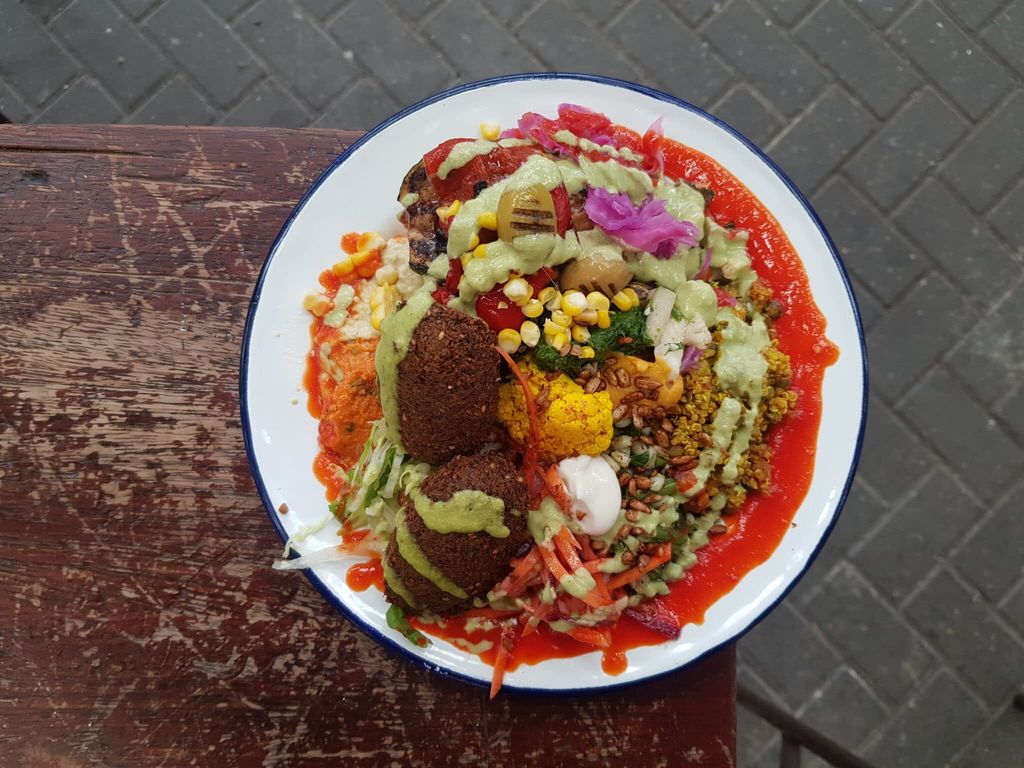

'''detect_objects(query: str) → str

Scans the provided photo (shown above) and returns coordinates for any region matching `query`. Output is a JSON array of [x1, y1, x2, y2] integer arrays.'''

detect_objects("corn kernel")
[[551, 309, 572, 328], [468, 233, 480, 251], [460, 253, 472, 269], [612, 291, 633, 311], [503, 277, 532, 305], [371, 304, 387, 331], [357, 232, 385, 253], [576, 308, 598, 325], [332, 258, 355, 276], [480, 121, 501, 141], [351, 249, 374, 267], [520, 320, 540, 347], [497, 328, 522, 354], [579, 346, 596, 359], [477, 211, 498, 230], [571, 324, 590, 343], [522, 299, 544, 319], [544, 318, 563, 338], [369, 285, 386, 308], [302, 293, 332, 316], [561, 290, 588, 317], [437, 200, 462, 224], [538, 286, 560, 306], [375, 265, 399, 285], [597, 309, 611, 329], [551, 332, 568, 350], [586, 291, 611, 311], [473, 243, 488, 259], [622, 287, 639, 307]]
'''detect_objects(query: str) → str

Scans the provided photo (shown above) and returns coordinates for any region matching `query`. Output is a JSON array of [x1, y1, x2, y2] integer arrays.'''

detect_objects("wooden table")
[[0, 125, 736, 767]]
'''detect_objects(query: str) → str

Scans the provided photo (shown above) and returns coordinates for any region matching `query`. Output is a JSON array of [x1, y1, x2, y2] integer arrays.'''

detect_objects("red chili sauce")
[[306, 137, 838, 675]]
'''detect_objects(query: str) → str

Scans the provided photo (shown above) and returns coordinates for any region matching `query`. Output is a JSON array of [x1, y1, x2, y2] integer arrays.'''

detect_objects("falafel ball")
[[397, 304, 500, 465], [384, 453, 531, 615]]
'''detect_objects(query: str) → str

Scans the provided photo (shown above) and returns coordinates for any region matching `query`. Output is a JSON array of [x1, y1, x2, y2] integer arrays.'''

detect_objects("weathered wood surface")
[[0, 125, 736, 768]]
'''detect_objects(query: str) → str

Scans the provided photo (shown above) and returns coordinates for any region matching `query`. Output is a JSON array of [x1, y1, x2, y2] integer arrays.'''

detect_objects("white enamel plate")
[[241, 74, 867, 693]]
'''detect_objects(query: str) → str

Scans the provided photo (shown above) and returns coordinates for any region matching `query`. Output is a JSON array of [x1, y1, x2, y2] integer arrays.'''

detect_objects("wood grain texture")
[[0, 125, 736, 768]]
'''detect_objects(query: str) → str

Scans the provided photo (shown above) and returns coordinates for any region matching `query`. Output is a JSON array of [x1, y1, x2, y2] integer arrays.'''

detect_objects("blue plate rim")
[[239, 71, 869, 696]]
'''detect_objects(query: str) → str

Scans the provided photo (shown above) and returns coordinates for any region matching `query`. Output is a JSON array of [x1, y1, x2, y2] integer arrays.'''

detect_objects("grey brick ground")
[[2, 0, 1023, 763]]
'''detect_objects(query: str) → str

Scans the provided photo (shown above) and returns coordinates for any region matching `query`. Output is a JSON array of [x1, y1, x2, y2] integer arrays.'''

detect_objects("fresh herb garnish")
[[386, 604, 429, 647]]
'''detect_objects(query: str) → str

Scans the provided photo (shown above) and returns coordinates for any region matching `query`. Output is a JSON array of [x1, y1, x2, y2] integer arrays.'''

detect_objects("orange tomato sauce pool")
[[306, 137, 838, 675]]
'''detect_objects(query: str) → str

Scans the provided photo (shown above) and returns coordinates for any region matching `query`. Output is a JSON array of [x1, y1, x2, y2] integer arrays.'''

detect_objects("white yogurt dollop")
[[556, 455, 622, 536]]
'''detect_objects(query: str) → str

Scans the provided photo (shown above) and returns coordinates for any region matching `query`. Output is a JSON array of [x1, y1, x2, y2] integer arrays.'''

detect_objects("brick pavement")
[[2, 0, 1022, 764]]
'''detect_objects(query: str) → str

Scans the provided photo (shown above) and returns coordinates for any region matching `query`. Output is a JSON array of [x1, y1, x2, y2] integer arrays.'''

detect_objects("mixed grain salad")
[[291, 104, 801, 695]]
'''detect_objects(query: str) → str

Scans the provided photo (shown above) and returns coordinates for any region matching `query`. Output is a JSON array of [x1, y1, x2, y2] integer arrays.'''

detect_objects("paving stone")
[[22, 0, 71, 20], [768, 86, 876, 192], [895, 178, 1019, 301], [906, 568, 1024, 705], [0, 1, 76, 105], [850, 276, 881, 330], [953, 491, 1024, 603], [736, 664, 783, 768], [799, 667, 888, 751], [893, 1, 1011, 120], [943, 91, 1024, 215], [993, 0, 1024, 69], [131, 75, 215, 125], [147, 0, 262, 107], [389, 0, 437, 19], [846, 88, 967, 210], [517, 0, 641, 83], [222, 78, 309, 127], [424, 1, 538, 80], [956, 704, 1024, 768], [953, 281, 1024, 405], [116, 0, 160, 17], [762, 0, 817, 25], [847, 0, 914, 26], [609, 0, 730, 107], [995, 384, 1024, 444], [35, 77, 121, 123], [796, 0, 918, 117], [663, 0, 717, 23], [711, 85, 782, 147], [804, 562, 934, 703], [867, 272, 974, 401], [865, 671, 987, 767], [903, 367, 1024, 503], [0, 79, 31, 123], [51, 0, 171, 108], [299, 0, 345, 19], [704, 0, 826, 116], [812, 177, 926, 304], [203, 0, 253, 18], [939, 0, 1008, 30], [1002, 582, 1024, 635], [853, 471, 979, 601], [856, 398, 933, 503], [740, 601, 841, 710], [236, 0, 355, 109], [331, 0, 453, 106], [480, 0, 534, 24], [315, 78, 399, 130], [989, 179, 1024, 251]]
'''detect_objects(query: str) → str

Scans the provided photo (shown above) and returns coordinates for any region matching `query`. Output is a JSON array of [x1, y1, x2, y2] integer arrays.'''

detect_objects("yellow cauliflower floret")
[[497, 360, 613, 460]]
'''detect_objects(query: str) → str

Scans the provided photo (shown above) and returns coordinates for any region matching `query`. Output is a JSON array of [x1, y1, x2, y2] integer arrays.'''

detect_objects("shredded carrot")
[[592, 572, 612, 603], [607, 544, 673, 591], [495, 346, 545, 504], [489, 622, 519, 699], [567, 626, 612, 648], [501, 551, 543, 598], [579, 535, 597, 562], [544, 465, 574, 515], [541, 542, 611, 609], [554, 527, 586, 572], [583, 559, 611, 573]]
